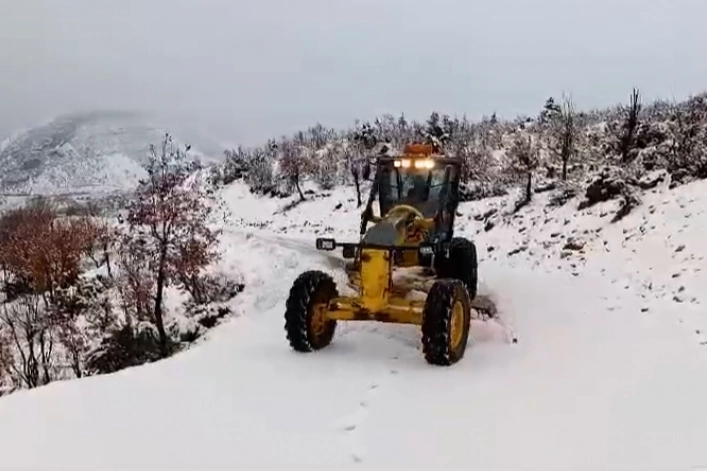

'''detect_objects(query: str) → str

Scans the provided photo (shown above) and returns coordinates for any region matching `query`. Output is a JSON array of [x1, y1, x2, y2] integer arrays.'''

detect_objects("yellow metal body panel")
[[399, 250, 418, 267], [326, 295, 424, 325], [334, 244, 428, 325], [330, 203, 441, 326], [359, 248, 391, 313]]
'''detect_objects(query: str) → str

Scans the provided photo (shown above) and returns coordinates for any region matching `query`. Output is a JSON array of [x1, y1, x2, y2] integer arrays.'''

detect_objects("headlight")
[[414, 159, 435, 169]]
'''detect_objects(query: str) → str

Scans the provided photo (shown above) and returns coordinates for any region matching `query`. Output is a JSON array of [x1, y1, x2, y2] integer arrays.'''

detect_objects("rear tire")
[[435, 237, 478, 300], [284, 270, 338, 352], [421, 279, 472, 366]]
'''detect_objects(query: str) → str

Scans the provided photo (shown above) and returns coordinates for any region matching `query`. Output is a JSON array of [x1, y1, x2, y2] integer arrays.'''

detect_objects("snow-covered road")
[[1, 223, 707, 469]]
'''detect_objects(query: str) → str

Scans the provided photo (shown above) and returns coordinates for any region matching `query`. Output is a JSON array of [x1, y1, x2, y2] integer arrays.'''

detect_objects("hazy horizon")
[[2, 0, 705, 153]]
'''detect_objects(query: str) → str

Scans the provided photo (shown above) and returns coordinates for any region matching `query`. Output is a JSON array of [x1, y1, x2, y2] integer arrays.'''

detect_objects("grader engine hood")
[[315, 204, 435, 258], [363, 204, 432, 246], [351, 206, 433, 311], [314, 206, 435, 313], [361, 213, 410, 246]]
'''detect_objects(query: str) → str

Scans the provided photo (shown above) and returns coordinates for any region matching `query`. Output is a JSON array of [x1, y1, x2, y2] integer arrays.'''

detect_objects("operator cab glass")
[[377, 163, 452, 218]]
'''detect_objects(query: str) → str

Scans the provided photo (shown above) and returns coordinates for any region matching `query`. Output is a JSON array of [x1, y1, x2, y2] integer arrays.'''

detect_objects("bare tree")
[[0, 294, 54, 389], [278, 139, 309, 201], [345, 131, 369, 207], [221, 146, 250, 185], [667, 96, 707, 178], [313, 144, 338, 190], [246, 147, 274, 193], [0, 327, 13, 394], [0, 201, 100, 302], [122, 133, 220, 356], [507, 132, 540, 208], [115, 237, 154, 327], [307, 122, 332, 149], [537, 94, 577, 180], [0, 199, 117, 389], [48, 277, 116, 379], [559, 94, 577, 180], [618, 87, 642, 163]]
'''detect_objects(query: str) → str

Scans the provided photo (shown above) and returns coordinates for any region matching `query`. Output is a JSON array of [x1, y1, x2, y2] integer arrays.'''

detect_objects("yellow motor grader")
[[283, 143, 479, 365]]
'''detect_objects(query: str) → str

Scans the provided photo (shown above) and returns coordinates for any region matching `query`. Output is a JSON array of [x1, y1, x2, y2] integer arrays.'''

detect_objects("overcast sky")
[[1, 0, 705, 152]]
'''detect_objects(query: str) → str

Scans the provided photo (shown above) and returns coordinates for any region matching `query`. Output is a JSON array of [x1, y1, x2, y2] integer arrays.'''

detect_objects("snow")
[[2, 179, 707, 468], [0, 111, 220, 196]]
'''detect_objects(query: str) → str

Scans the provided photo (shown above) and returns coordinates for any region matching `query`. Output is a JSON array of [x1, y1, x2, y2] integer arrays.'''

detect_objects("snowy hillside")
[[1, 176, 707, 468], [0, 111, 217, 196], [227, 176, 707, 349]]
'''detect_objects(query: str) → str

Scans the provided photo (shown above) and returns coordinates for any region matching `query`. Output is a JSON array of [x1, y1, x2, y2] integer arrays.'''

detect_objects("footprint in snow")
[[338, 374, 398, 463]]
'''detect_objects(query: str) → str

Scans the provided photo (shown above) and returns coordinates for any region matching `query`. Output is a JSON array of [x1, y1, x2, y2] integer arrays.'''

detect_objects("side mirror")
[[315, 238, 336, 251]]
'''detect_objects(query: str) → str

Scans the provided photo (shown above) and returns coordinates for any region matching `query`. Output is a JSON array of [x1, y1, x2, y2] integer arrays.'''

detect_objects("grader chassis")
[[284, 144, 480, 365]]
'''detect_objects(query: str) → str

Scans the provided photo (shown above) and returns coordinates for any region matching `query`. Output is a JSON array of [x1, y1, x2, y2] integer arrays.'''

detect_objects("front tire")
[[284, 270, 338, 352], [421, 279, 472, 366], [435, 237, 478, 300]]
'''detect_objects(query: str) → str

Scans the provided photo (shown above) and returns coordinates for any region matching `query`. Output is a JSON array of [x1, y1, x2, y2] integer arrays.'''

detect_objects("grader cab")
[[284, 144, 479, 366]]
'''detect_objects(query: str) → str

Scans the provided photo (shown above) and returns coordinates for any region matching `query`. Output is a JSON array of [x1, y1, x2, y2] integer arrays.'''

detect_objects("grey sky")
[[1, 0, 705, 152]]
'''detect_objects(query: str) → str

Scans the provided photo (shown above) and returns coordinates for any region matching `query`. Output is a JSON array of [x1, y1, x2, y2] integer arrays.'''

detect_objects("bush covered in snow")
[[215, 89, 707, 221], [0, 134, 241, 395]]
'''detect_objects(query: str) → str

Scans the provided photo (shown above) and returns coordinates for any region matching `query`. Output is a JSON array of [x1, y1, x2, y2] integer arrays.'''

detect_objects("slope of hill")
[[0, 177, 707, 468], [227, 175, 707, 346], [0, 111, 216, 196]]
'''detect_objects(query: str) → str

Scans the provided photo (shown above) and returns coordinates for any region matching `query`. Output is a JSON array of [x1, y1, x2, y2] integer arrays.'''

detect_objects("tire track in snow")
[[236, 230, 347, 271], [236, 229, 370, 343]]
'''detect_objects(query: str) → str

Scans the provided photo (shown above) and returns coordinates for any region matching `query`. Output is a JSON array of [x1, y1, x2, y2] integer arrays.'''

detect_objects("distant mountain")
[[0, 111, 219, 196]]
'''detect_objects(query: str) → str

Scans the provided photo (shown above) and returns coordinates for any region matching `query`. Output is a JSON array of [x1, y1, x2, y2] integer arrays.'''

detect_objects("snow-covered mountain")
[[0, 111, 218, 196]]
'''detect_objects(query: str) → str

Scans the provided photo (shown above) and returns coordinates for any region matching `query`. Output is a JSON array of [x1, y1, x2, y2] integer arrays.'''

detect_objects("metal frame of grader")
[[284, 143, 479, 366]]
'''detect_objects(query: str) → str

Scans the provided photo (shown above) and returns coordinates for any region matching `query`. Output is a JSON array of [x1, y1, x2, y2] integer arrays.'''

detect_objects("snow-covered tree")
[[539, 94, 577, 180], [121, 133, 221, 356], [507, 131, 541, 206], [666, 94, 707, 180]]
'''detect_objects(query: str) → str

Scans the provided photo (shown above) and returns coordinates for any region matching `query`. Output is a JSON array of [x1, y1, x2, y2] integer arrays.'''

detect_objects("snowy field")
[[1, 179, 707, 469]]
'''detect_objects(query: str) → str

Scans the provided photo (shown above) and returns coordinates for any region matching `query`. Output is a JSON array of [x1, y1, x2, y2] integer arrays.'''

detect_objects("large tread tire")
[[421, 279, 472, 366], [435, 237, 478, 300], [284, 270, 338, 352]]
